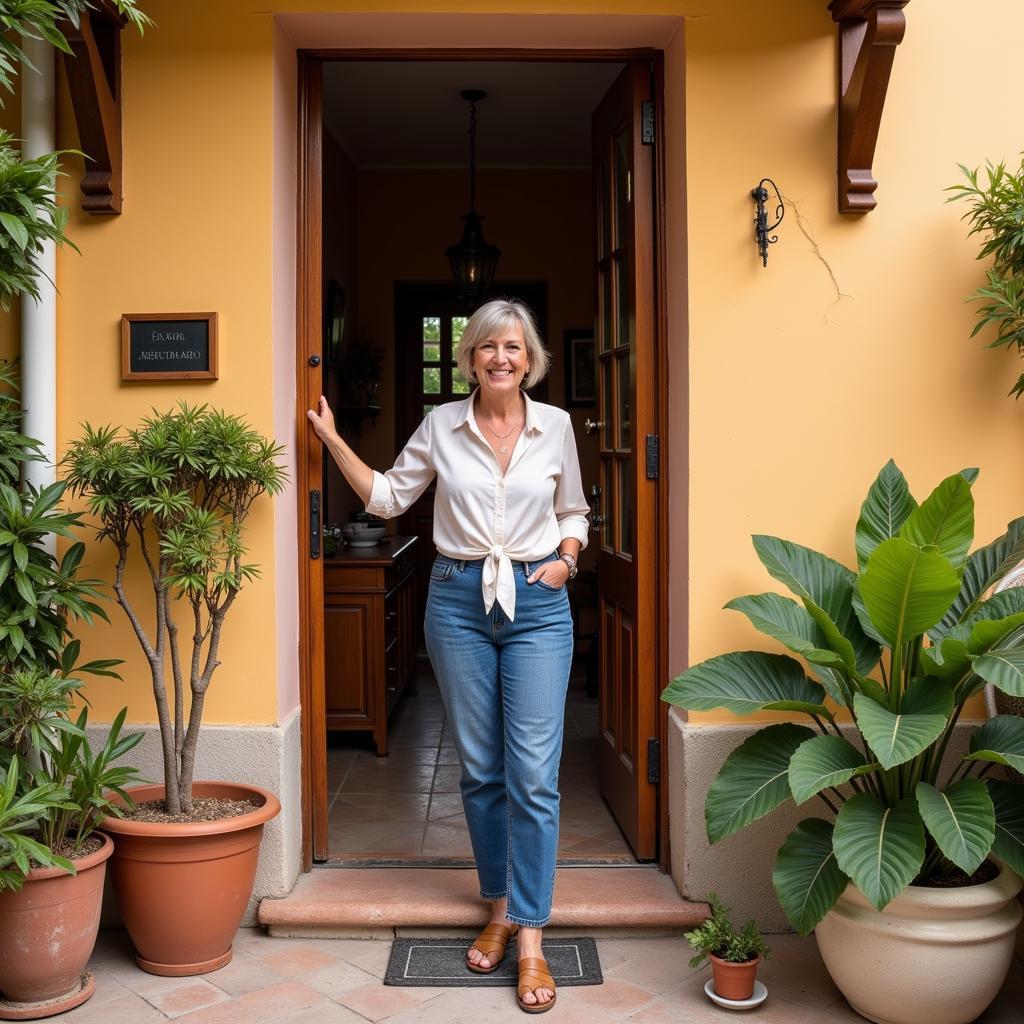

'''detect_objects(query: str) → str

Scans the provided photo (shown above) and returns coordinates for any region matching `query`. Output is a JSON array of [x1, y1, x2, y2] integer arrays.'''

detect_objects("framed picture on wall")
[[564, 329, 596, 407], [325, 280, 346, 367]]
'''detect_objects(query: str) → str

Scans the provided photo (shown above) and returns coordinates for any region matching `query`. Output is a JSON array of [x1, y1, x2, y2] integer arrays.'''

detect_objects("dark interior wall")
[[321, 162, 599, 567]]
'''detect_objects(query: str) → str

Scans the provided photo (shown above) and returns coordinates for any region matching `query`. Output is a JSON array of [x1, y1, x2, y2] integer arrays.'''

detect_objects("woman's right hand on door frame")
[[307, 395, 338, 445]]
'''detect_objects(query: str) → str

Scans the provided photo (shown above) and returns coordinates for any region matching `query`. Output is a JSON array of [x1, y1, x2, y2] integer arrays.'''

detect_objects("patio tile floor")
[[45, 928, 1024, 1023]]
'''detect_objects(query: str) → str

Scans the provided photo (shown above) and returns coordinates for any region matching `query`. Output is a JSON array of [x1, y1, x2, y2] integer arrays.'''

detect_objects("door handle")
[[589, 513, 605, 533], [584, 418, 604, 436], [310, 489, 321, 559]]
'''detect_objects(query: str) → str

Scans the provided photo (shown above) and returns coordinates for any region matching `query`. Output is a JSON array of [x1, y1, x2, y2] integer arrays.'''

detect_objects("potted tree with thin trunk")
[[63, 403, 287, 976]]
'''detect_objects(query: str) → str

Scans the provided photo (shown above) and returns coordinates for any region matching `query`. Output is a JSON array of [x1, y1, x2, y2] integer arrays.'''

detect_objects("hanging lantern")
[[446, 89, 501, 302]]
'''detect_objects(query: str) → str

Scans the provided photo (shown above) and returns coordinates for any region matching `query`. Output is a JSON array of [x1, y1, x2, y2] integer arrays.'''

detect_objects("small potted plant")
[[62, 403, 287, 976], [685, 893, 770, 1003]]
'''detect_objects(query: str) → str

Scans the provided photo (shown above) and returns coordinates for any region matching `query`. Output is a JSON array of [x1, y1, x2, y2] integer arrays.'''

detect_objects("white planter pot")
[[815, 863, 1022, 1024]]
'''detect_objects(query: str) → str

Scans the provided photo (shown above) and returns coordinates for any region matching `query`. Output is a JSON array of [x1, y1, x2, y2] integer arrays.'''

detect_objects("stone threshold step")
[[258, 866, 707, 937]]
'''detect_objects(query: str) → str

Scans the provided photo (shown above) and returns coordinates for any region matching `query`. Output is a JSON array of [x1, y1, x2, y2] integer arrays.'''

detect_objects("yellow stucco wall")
[[54, 4, 279, 725], [10, 0, 1021, 728], [683, 0, 1024, 723]]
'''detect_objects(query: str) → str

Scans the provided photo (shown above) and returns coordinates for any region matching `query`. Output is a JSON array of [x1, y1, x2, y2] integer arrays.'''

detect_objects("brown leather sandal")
[[517, 956, 557, 1014], [466, 922, 518, 974]]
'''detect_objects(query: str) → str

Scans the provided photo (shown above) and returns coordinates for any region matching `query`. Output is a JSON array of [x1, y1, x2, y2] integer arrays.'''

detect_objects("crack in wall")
[[781, 193, 851, 319]]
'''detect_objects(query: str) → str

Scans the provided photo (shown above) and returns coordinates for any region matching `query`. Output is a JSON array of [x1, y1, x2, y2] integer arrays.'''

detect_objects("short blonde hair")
[[455, 299, 550, 390]]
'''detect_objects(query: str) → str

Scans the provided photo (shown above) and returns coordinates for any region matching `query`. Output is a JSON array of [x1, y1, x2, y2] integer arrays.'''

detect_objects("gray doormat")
[[384, 937, 602, 987]]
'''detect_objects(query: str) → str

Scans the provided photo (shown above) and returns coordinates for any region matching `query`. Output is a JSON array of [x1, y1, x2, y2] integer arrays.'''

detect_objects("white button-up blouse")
[[365, 392, 590, 621]]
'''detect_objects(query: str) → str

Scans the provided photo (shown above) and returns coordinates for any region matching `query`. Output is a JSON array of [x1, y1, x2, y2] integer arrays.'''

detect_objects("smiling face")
[[472, 318, 530, 397]]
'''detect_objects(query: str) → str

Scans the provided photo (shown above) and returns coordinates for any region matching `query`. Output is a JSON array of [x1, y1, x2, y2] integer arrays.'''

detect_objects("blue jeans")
[[424, 551, 574, 927]]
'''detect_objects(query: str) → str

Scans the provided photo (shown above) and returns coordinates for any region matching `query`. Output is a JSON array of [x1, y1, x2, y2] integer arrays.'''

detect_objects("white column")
[[20, 34, 58, 500]]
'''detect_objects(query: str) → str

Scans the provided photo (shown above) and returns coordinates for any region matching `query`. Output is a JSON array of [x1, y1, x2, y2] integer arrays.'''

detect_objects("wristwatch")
[[559, 552, 578, 580]]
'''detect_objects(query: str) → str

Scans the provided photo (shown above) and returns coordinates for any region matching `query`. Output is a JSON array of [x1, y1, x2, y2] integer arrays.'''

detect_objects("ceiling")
[[322, 61, 625, 170]]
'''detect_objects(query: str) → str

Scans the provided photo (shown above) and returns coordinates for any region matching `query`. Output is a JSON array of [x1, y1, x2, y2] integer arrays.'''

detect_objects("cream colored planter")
[[815, 863, 1022, 1024]]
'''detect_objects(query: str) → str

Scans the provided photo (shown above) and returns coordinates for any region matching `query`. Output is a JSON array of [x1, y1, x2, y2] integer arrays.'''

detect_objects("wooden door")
[[592, 63, 659, 861]]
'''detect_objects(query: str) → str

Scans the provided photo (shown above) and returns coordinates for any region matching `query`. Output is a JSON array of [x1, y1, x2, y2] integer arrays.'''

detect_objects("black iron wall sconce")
[[751, 179, 784, 268]]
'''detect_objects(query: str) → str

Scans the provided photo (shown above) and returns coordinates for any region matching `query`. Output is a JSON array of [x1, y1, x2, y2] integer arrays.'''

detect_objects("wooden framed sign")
[[121, 313, 218, 382]]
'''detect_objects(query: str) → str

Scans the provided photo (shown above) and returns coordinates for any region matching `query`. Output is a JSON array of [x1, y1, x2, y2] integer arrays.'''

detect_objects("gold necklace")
[[481, 418, 523, 455]]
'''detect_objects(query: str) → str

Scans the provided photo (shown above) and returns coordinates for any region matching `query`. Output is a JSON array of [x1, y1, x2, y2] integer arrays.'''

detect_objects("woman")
[[308, 298, 589, 1014]]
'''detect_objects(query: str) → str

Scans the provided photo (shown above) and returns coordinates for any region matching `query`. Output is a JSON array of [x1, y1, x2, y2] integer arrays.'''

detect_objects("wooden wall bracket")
[[829, 0, 909, 214], [60, 2, 126, 214]]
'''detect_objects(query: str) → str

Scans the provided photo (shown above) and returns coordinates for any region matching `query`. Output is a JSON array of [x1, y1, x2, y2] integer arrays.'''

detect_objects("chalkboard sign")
[[121, 313, 218, 381]]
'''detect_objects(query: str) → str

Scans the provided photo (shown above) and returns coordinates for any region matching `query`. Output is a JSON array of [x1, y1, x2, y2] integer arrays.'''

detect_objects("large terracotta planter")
[[101, 781, 280, 977], [0, 831, 113, 1019], [815, 862, 1023, 1024]]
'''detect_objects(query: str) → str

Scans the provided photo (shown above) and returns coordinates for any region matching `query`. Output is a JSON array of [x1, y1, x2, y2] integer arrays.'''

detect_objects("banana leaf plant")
[[661, 461, 1024, 936]]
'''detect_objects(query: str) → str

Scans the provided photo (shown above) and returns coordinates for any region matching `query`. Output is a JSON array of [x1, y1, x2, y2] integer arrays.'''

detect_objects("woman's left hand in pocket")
[[527, 560, 570, 589]]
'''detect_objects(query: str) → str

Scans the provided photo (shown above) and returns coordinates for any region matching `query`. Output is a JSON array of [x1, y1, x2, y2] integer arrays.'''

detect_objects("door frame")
[[296, 47, 673, 872]]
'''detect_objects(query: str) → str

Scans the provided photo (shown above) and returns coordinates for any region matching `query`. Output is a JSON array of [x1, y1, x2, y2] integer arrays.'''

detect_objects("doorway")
[[296, 52, 670, 872]]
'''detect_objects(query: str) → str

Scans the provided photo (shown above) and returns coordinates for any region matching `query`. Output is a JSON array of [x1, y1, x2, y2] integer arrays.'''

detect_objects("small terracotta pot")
[[101, 781, 280, 977], [0, 831, 113, 1017], [709, 953, 761, 1001]]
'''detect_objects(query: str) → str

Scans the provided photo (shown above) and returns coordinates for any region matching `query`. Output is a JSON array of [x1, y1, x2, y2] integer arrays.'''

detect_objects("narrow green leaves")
[[853, 683, 952, 769], [772, 819, 849, 936], [856, 460, 917, 571], [916, 780, 995, 874], [857, 538, 962, 646], [662, 652, 827, 717], [788, 735, 870, 805], [833, 794, 926, 910], [705, 724, 815, 844]]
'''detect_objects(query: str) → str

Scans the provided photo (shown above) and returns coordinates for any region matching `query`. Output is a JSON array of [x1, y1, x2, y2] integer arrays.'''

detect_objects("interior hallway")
[[326, 661, 636, 862]]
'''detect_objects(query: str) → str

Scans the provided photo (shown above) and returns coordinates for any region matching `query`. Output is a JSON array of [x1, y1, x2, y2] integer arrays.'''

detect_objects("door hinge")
[[647, 738, 660, 784], [310, 489, 321, 559], [641, 100, 655, 145], [645, 434, 660, 480]]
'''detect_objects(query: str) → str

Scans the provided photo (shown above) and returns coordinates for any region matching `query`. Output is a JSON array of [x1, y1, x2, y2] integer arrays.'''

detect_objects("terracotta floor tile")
[[339, 765, 436, 794], [276, 1002, 372, 1024], [334, 979, 439, 1021], [421, 822, 474, 856], [303, 958, 384, 1001], [427, 791, 466, 821], [143, 979, 231, 1018], [205, 952, 286, 997], [56, 991, 168, 1023], [567, 976, 659, 1015], [332, 792, 431, 823], [251, 942, 339, 976], [328, 821, 424, 854], [432, 765, 464, 792], [351, 746, 440, 766]]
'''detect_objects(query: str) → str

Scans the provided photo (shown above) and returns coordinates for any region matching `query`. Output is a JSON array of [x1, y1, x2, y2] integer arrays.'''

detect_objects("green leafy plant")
[[0, 2, 152, 310], [662, 461, 1024, 936], [62, 404, 287, 815], [0, 673, 142, 891], [947, 158, 1024, 398], [685, 893, 771, 967]]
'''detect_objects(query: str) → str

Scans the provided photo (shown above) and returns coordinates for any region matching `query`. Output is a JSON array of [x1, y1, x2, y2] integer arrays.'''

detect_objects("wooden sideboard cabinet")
[[324, 535, 418, 756]]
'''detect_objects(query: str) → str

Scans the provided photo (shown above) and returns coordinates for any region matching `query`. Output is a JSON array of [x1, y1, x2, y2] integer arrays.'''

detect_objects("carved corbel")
[[829, 0, 909, 213], [60, 2, 125, 214]]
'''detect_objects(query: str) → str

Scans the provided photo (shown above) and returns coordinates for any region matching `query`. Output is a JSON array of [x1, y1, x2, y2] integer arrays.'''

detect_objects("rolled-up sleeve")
[[365, 413, 436, 519], [554, 416, 590, 550]]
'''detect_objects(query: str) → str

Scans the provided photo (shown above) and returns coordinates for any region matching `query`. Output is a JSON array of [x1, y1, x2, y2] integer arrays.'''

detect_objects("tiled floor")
[[45, 927, 1024, 1023], [327, 660, 635, 862]]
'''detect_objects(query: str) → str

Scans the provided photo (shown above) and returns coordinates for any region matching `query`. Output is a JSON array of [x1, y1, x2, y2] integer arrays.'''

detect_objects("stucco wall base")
[[88, 707, 302, 927], [668, 710, 974, 932]]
